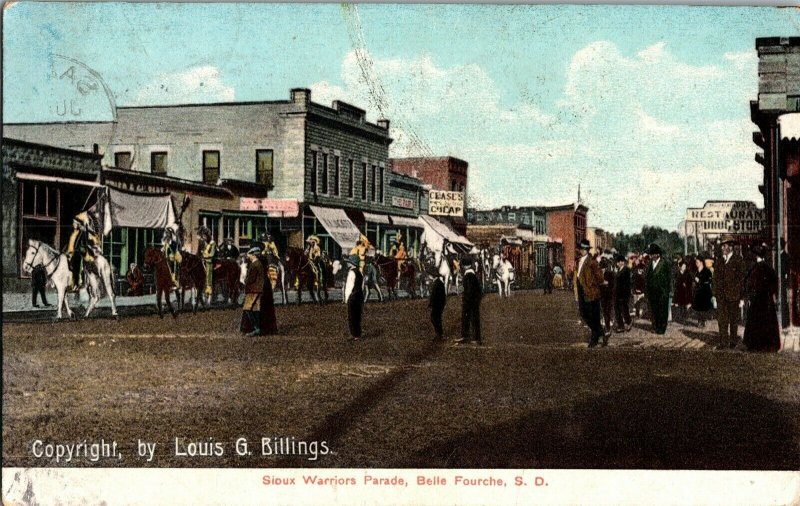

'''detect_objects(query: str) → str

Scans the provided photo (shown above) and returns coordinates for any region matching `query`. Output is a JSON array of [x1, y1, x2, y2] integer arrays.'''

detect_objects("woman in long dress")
[[743, 244, 780, 352], [691, 255, 713, 328], [673, 260, 693, 325]]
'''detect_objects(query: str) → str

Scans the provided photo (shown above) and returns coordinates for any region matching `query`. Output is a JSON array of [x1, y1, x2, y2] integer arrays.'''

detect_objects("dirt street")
[[3, 291, 799, 469]]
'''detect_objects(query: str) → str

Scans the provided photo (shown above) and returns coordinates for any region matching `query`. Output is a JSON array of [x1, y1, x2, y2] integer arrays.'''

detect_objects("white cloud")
[[311, 42, 761, 232], [133, 66, 235, 105]]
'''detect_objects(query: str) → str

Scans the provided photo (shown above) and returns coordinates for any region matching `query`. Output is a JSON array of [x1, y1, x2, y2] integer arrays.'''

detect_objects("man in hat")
[[714, 235, 745, 349], [261, 232, 279, 261], [241, 246, 265, 337], [218, 237, 240, 260], [343, 254, 364, 340], [161, 226, 182, 290], [574, 239, 605, 346], [630, 253, 647, 319], [645, 243, 671, 335], [613, 253, 632, 332], [305, 235, 323, 278], [126, 262, 145, 297], [65, 211, 101, 291], [456, 258, 482, 345], [350, 234, 371, 273], [198, 226, 216, 298], [428, 266, 447, 340], [389, 232, 407, 273]]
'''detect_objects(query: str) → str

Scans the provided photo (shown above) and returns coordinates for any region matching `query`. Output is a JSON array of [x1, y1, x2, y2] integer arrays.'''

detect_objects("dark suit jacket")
[[646, 258, 671, 301], [614, 266, 631, 301], [714, 254, 745, 302], [574, 255, 603, 302], [429, 278, 446, 311], [462, 271, 482, 307]]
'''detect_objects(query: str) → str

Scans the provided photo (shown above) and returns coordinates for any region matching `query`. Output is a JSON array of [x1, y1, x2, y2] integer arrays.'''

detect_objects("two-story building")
[[5, 89, 430, 269]]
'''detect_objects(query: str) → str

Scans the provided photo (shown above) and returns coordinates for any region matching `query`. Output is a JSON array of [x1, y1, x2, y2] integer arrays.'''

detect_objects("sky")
[[4, 3, 799, 233]]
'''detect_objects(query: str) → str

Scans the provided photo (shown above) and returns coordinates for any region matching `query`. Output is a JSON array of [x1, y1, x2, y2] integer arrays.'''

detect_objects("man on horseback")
[[350, 234, 371, 273], [197, 226, 216, 298], [260, 232, 279, 262], [305, 235, 324, 284], [389, 232, 407, 273], [218, 237, 240, 259], [161, 225, 182, 290], [65, 211, 101, 291]]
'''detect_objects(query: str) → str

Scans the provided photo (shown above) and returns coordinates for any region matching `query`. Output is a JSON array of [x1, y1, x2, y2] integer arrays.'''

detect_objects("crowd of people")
[[571, 236, 781, 352]]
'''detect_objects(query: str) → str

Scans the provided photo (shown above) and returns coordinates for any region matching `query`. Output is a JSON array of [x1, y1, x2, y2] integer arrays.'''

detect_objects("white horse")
[[492, 254, 515, 298], [22, 239, 118, 319]]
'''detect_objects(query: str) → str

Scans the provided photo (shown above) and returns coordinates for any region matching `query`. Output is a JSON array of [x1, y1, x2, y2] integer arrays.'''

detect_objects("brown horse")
[[213, 258, 241, 305], [373, 254, 417, 300], [284, 247, 326, 304], [143, 248, 177, 319], [178, 251, 207, 314]]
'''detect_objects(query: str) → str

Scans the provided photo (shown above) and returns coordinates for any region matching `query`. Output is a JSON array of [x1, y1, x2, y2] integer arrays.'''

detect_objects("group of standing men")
[[573, 236, 781, 351]]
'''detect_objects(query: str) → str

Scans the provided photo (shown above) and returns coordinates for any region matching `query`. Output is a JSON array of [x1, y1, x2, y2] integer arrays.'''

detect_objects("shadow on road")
[[681, 329, 719, 346], [279, 339, 447, 466], [413, 378, 800, 469]]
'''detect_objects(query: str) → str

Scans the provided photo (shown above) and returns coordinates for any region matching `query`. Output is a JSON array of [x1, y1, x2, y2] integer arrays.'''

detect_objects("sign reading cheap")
[[428, 190, 464, 216]]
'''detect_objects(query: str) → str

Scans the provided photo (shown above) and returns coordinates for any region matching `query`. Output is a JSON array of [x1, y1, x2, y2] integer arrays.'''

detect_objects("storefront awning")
[[419, 214, 473, 253], [363, 212, 391, 224], [779, 113, 800, 141], [17, 172, 104, 188], [390, 215, 424, 228], [96, 187, 176, 236], [309, 205, 362, 250]]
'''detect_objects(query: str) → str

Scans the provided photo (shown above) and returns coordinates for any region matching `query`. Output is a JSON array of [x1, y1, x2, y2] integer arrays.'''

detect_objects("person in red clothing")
[[672, 260, 693, 325]]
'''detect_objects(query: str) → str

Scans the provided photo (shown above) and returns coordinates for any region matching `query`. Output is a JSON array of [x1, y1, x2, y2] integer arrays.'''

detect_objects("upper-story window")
[[370, 165, 377, 202], [333, 156, 340, 197], [361, 162, 368, 200], [151, 152, 168, 175], [114, 152, 132, 170], [321, 153, 329, 194], [378, 166, 384, 203], [256, 149, 274, 187], [310, 151, 318, 196], [348, 160, 354, 198], [203, 150, 220, 184]]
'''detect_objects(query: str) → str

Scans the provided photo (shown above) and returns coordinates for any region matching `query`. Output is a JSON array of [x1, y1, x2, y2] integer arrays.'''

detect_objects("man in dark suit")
[[31, 264, 50, 307], [714, 235, 745, 349], [344, 255, 364, 341], [429, 272, 446, 340], [645, 243, 671, 335], [574, 239, 605, 347], [456, 259, 482, 345], [613, 253, 632, 332]]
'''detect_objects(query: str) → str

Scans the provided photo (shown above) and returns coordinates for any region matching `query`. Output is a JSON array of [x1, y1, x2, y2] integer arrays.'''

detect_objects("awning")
[[363, 212, 390, 224], [309, 205, 362, 250], [779, 113, 800, 141], [16, 172, 104, 188], [501, 235, 524, 246], [419, 214, 473, 253], [390, 215, 424, 228], [96, 187, 176, 236]]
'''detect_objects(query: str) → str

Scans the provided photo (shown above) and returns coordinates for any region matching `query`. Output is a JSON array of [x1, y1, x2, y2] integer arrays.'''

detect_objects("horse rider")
[[305, 235, 324, 280], [218, 237, 240, 260], [161, 226, 182, 290], [350, 234, 371, 273], [65, 211, 101, 291], [260, 232, 279, 263], [389, 232, 408, 273], [198, 226, 216, 297]]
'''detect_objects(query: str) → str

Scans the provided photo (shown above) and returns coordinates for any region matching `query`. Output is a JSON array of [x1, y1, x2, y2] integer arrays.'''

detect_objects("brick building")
[[391, 156, 468, 234], [543, 203, 588, 278], [751, 36, 800, 337], [5, 89, 429, 261], [586, 226, 615, 254]]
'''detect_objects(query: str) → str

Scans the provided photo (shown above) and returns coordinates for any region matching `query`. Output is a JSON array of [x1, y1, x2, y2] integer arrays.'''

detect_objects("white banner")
[[309, 205, 362, 250]]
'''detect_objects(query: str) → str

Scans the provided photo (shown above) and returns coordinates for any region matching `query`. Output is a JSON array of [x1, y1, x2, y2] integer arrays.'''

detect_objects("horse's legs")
[[56, 285, 71, 319], [84, 275, 100, 318], [156, 289, 164, 318], [192, 287, 199, 314], [100, 265, 118, 317]]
